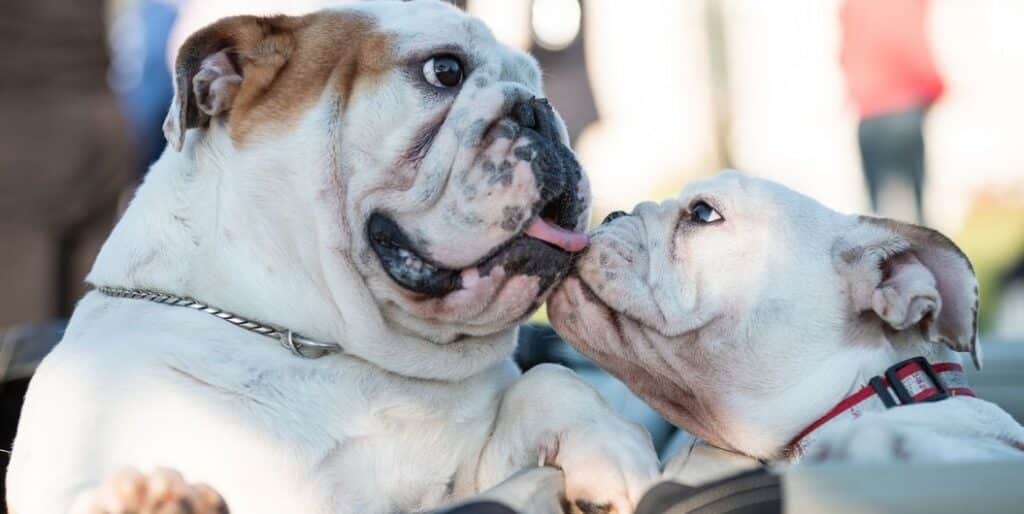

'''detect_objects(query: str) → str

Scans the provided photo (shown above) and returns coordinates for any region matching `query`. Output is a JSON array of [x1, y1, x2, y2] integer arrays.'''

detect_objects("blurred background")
[[1, 0, 1023, 505]]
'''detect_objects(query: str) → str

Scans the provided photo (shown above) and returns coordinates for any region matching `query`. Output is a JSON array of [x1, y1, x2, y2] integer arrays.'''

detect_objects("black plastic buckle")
[[869, 376, 897, 408], [884, 356, 949, 405]]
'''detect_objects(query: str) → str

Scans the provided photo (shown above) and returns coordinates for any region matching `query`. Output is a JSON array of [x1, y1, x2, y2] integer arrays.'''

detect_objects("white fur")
[[550, 170, 1024, 465], [6, 2, 656, 513]]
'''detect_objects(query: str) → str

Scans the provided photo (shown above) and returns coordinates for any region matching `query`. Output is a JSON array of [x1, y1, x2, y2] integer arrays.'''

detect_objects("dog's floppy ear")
[[163, 15, 296, 151], [834, 216, 981, 368]]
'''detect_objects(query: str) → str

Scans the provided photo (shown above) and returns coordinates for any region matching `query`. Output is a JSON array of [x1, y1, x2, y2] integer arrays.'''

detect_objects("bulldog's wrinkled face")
[[344, 2, 591, 341], [549, 171, 978, 458], [167, 1, 590, 345]]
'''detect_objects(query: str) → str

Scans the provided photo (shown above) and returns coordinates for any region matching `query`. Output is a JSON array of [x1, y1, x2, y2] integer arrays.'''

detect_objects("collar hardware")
[[787, 356, 974, 459], [885, 356, 950, 405], [95, 286, 344, 359], [868, 375, 897, 408]]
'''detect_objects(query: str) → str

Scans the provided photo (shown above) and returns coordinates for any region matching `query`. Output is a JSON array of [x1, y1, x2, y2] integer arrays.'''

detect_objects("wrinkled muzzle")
[[368, 91, 591, 309]]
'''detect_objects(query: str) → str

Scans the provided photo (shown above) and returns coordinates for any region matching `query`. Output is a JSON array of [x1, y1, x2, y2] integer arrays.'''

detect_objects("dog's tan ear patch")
[[163, 12, 392, 151], [163, 15, 299, 151], [835, 216, 980, 368]]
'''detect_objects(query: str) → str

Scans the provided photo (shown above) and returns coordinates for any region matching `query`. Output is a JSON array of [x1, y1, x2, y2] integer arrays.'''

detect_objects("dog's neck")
[[90, 132, 338, 335], [721, 324, 968, 461], [777, 331, 971, 459], [87, 131, 516, 381], [843, 329, 962, 393], [775, 330, 965, 459]]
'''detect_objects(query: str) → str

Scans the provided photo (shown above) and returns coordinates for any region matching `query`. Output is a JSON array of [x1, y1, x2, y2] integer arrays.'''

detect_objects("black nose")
[[602, 211, 628, 225], [512, 100, 536, 128], [511, 98, 557, 139], [509, 97, 584, 230]]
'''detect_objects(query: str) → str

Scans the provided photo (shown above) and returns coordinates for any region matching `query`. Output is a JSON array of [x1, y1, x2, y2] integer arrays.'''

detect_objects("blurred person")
[[0, 0, 136, 331], [109, 0, 179, 168], [840, 0, 945, 223]]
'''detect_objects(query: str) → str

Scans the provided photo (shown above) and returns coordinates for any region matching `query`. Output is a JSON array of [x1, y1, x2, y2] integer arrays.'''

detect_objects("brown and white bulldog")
[[550, 170, 1024, 466], [6, 2, 657, 513]]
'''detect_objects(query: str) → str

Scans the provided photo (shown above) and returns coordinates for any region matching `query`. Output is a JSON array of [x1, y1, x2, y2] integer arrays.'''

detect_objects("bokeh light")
[[531, 0, 582, 51]]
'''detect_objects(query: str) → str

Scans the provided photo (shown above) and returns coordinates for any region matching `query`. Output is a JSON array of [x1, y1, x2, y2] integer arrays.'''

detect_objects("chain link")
[[95, 286, 342, 359]]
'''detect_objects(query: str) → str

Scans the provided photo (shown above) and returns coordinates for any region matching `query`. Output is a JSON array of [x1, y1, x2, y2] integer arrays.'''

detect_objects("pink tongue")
[[523, 217, 589, 252]]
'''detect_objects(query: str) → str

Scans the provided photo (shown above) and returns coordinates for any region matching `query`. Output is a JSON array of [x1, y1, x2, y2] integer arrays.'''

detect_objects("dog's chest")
[[315, 405, 490, 512], [316, 387, 496, 511], [172, 351, 505, 513]]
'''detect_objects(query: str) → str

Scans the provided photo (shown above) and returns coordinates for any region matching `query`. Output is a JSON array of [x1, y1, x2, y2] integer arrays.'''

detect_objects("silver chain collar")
[[95, 286, 343, 359]]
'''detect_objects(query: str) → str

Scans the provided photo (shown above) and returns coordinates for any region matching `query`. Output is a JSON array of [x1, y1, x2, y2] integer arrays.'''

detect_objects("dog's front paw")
[[548, 421, 660, 514], [479, 364, 660, 513], [72, 468, 228, 514]]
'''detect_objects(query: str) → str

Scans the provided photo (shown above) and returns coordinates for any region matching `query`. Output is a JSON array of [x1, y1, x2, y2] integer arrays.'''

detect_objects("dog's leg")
[[477, 364, 659, 514], [69, 468, 228, 514]]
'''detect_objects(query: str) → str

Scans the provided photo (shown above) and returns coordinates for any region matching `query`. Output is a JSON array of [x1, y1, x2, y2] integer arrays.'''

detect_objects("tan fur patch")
[[174, 11, 395, 146]]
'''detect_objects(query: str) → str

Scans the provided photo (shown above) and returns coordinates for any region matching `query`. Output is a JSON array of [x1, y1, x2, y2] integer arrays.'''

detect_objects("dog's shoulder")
[[810, 396, 1024, 461], [875, 396, 1023, 440]]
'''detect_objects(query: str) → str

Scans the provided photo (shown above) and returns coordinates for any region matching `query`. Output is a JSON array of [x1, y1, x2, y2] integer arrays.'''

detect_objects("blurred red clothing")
[[839, 0, 945, 119]]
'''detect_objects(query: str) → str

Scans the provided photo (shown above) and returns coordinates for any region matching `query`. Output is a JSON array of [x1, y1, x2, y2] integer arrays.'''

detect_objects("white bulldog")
[[550, 170, 1024, 465], [6, 2, 658, 513]]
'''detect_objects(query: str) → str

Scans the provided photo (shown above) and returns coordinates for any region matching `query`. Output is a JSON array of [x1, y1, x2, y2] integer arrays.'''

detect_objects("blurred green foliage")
[[954, 192, 1024, 331]]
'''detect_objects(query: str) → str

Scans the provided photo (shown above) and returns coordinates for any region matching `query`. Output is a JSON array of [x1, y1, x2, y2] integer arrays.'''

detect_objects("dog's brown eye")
[[690, 201, 723, 224], [423, 55, 463, 88]]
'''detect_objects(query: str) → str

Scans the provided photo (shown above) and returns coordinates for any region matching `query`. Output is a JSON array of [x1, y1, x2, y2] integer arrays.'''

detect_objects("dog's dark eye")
[[690, 201, 723, 224], [423, 55, 463, 88]]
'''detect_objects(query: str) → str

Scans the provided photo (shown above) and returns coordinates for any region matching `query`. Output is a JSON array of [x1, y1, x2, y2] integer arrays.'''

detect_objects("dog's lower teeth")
[[400, 249, 420, 270], [400, 250, 438, 274]]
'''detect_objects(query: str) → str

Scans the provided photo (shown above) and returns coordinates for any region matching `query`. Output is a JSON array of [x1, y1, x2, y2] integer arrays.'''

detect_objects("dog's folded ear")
[[163, 15, 296, 151], [834, 216, 981, 369]]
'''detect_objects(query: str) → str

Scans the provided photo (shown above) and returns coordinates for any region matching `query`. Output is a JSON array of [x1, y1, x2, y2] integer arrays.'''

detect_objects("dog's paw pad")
[[79, 467, 229, 514]]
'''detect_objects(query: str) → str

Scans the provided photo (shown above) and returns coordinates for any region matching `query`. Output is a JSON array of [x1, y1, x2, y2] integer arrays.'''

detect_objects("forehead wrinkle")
[[361, 1, 492, 48], [350, 1, 536, 91]]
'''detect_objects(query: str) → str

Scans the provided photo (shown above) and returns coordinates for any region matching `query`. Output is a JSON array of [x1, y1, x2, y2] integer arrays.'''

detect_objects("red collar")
[[787, 356, 974, 458]]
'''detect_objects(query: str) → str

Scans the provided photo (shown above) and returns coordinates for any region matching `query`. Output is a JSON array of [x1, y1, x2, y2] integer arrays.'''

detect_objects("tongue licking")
[[523, 217, 589, 253]]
